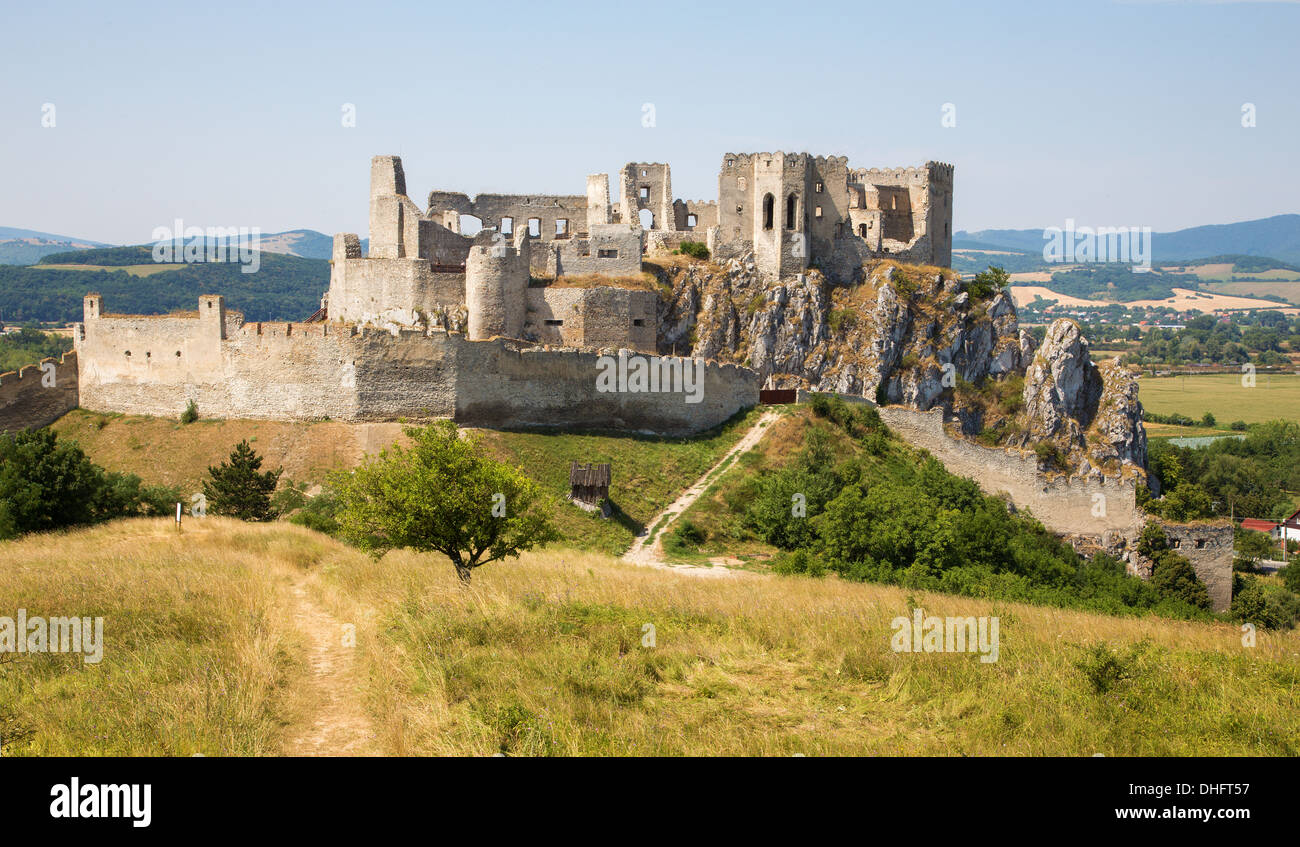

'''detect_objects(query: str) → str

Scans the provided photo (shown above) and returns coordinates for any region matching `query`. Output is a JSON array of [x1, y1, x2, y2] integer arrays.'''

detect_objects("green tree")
[[1235, 529, 1276, 569], [333, 421, 558, 583], [968, 266, 1010, 300], [202, 439, 282, 521], [0, 429, 107, 538], [0, 428, 178, 538], [1283, 562, 1300, 594]]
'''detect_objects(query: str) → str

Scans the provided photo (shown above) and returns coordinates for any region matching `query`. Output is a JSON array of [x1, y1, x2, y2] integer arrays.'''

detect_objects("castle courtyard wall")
[[77, 300, 757, 436]]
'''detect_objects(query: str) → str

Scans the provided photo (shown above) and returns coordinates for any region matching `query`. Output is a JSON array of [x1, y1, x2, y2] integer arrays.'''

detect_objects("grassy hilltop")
[[1, 517, 1296, 756]]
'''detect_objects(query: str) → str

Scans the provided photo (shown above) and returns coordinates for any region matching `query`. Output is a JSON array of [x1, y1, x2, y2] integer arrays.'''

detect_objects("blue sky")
[[1, 0, 1297, 243]]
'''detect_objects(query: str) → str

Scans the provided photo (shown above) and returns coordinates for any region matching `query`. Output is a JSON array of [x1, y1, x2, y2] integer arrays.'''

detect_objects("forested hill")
[[0, 250, 329, 324]]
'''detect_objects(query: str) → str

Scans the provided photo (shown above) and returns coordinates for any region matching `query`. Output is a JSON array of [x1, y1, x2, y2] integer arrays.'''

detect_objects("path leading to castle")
[[282, 572, 378, 756], [623, 409, 779, 575]]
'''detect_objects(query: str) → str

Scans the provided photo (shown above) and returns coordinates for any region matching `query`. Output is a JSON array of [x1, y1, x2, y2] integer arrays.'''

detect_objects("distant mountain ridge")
[[0, 228, 360, 265], [956, 214, 1300, 264]]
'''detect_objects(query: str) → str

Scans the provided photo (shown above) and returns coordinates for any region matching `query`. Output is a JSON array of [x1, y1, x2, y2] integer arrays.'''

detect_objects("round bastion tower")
[[465, 235, 529, 341]]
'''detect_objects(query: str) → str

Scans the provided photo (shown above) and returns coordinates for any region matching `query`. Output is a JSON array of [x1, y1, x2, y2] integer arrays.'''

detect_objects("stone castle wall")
[[1149, 520, 1234, 613], [525, 287, 657, 352], [797, 391, 1231, 609], [77, 297, 757, 435], [0, 351, 80, 433], [873, 403, 1142, 536]]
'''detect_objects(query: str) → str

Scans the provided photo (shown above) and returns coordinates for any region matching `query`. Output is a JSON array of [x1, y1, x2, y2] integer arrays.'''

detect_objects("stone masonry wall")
[[525, 287, 657, 352], [77, 297, 757, 436], [871, 402, 1143, 537], [0, 351, 79, 433], [1151, 520, 1234, 613]]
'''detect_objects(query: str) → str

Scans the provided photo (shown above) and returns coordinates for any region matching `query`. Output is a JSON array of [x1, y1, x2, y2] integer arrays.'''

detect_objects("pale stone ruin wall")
[[0, 351, 80, 433], [76, 295, 757, 436], [872, 404, 1143, 537], [466, 238, 531, 342], [713, 154, 954, 282], [73, 150, 953, 439], [1153, 521, 1233, 613], [531, 224, 643, 278], [620, 163, 675, 231], [797, 390, 1231, 609], [525, 287, 657, 352]]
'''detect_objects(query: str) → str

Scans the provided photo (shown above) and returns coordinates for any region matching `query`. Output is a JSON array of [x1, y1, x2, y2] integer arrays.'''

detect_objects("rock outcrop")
[[653, 255, 1148, 481]]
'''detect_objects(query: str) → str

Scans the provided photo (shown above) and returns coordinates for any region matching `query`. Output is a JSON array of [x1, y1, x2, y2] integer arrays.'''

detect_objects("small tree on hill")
[[333, 421, 558, 583], [203, 440, 282, 521]]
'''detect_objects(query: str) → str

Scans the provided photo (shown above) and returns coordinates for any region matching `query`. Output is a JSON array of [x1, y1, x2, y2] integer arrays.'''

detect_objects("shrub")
[[289, 488, 342, 536], [269, 483, 308, 517], [1232, 574, 1300, 630], [771, 549, 825, 577], [180, 400, 198, 424], [1033, 441, 1068, 472], [827, 308, 856, 334], [1150, 549, 1212, 610], [673, 519, 707, 547], [1074, 641, 1147, 695], [0, 428, 178, 538], [1283, 562, 1300, 594], [679, 241, 709, 260], [967, 266, 1010, 301]]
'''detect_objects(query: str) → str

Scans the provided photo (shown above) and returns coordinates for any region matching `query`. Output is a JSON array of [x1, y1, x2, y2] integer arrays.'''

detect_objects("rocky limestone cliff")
[[651, 254, 1147, 481]]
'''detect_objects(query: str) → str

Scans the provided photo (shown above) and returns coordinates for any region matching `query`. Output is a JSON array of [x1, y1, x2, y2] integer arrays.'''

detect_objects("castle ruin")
[[73, 152, 953, 435]]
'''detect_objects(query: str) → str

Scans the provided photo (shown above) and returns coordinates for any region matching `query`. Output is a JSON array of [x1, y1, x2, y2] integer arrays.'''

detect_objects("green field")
[[1206, 280, 1300, 305], [1138, 373, 1300, 425], [42, 262, 186, 277]]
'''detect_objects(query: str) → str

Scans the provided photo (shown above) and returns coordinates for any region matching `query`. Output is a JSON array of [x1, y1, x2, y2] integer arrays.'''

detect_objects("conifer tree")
[[203, 440, 282, 521]]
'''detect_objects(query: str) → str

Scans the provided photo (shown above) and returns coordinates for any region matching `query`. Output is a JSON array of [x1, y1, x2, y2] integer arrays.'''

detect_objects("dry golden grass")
[[318, 539, 1300, 756], [0, 518, 344, 755], [4, 519, 1298, 756], [51, 410, 405, 493]]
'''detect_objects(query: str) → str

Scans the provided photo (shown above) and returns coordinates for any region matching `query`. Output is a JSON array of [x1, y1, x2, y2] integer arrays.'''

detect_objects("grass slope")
[[51, 408, 761, 555], [475, 409, 763, 556], [0, 518, 327, 755], [2, 518, 1296, 756], [50, 409, 402, 495]]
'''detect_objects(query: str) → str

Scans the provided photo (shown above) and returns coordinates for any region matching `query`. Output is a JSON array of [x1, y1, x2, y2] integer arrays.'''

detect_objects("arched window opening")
[[785, 194, 797, 229], [762, 194, 774, 230]]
